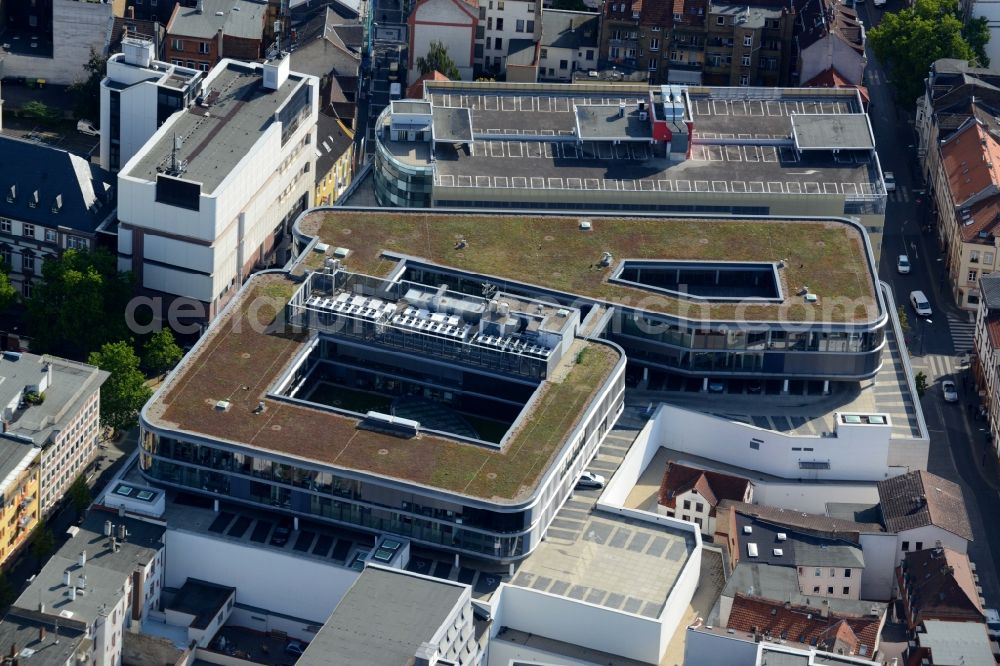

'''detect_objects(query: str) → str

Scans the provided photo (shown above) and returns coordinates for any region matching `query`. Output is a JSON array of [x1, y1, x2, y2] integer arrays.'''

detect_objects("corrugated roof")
[[876, 471, 972, 541]]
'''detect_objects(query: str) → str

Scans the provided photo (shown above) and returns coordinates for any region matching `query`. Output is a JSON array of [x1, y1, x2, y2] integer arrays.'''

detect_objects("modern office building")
[[100, 37, 204, 173], [138, 208, 891, 563], [372, 80, 889, 253], [0, 351, 108, 513], [116, 54, 319, 320]]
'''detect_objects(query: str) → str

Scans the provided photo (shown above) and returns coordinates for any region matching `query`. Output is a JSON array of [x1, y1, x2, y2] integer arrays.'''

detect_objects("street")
[[860, 0, 1000, 607]]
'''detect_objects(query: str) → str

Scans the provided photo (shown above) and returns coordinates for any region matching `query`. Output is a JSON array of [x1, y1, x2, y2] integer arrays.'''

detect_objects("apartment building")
[[538, 10, 599, 81], [0, 0, 117, 85], [165, 0, 268, 71], [0, 351, 108, 514], [474, 0, 541, 76], [0, 442, 39, 568], [974, 273, 1000, 458], [930, 117, 1000, 310], [877, 471, 973, 566], [100, 37, 204, 172], [657, 462, 753, 536], [374, 80, 889, 253], [597, 0, 863, 87], [895, 547, 985, 631], [115, 55, 319, 320], [3, 510, 166, 666], [0, 137, 117, 299]]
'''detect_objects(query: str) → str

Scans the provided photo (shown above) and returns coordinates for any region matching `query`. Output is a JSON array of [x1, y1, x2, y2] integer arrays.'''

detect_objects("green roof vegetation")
[[300, 211, 879, 323]]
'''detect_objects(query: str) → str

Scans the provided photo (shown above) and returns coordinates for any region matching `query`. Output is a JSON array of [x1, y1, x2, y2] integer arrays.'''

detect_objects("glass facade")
[[373, 110, 434, 208], [138, 356, 626, 562]]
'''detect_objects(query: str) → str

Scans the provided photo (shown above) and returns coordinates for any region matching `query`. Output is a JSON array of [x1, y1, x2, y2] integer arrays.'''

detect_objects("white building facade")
[[116, 55, 319, 319]]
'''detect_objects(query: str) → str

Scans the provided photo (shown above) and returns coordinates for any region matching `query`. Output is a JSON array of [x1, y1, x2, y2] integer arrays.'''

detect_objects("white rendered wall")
[[858, 533, 897, 601], [164, 529, 359, 623], [796, 566, 861, 599], [410, 0, 475, 84], [894, 526, 967, 566], [683, 627, 759, 666], [653, 405, 899, 481]]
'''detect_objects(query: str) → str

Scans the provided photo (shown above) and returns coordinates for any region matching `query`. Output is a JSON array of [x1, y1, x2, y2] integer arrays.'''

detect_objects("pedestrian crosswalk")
[[887, 186, 911, 203], [947, 312, 976, 355]]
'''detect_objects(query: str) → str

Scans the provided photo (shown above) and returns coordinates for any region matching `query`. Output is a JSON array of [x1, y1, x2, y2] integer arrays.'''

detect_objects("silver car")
[[941, 380, 958, 403]]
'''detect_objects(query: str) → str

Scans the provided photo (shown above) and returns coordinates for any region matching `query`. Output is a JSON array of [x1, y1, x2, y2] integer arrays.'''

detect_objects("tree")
[[68, 475, 92, 515], [0, 259, 15, 312], [870, 0, 982, 105], [88, 341, 153, 433], [30, 521, 55, 564], [963, 15, 991, 67], [0, 573, 14, 609], [897, 305, 911, 336], [26, 249, 133, 360], [416, 41, 461, 80], [143, 329, 183, 377], [68, 49, 107, 124], [20, 101, 61, 125], [915, 371, 929, 397]]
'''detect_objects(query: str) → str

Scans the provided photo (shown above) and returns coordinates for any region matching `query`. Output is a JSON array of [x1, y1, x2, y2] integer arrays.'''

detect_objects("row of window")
[[171, 59, 210, 72], [0, 218, 90, 248], [479, 16, 535, 32], [171, 39, 211, 55], [968, 249, 995, 265]]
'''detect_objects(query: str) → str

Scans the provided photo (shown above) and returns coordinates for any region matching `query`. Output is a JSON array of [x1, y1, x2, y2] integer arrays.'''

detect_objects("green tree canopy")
[[870, 0, 984, 105], [416, 40, 461, 80], [143, 328, 184, 376], [68, 49, 107, 124], [88, 341, 152, 433], [27, 249, 133, 360], [30, 521, 55, 564], [68, 475, 92, 515], [0, 259, 15, 312]]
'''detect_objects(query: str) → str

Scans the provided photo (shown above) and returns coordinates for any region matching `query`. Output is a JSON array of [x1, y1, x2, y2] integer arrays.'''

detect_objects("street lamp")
[[919, 317, 933, 356]]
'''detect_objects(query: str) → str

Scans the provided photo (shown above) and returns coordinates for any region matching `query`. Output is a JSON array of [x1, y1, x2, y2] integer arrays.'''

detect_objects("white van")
[[910, 290, 932, 317]]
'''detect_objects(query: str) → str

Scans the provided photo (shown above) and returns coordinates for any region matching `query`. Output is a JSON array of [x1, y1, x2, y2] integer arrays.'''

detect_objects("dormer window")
[[29, 190, 39, 209], [6, 185, 14, 203], [51, 194, 62, 214]]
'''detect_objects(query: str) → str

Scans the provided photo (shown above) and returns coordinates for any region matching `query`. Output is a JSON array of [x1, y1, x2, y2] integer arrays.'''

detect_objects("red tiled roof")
[[406, 70, 450, 99], [726, 595, 882, 656], [657, 462, 752, 512], [940, 120, 1000, 208], [801, 67, 870, 106], [987, 314, 1000, 349], [876, 471, 973, 542], [639, 0, 674, 28], [958, 197, 1000, 243], [900, 547, 985, 625]]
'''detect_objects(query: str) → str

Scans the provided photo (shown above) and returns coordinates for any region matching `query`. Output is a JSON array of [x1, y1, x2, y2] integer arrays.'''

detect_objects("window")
[[0, 247, 10, 268], [498, 0, 504, 8], [695, 502, 704, 512], [610, 47, 620, 58], [969, 269, 978, 283], [650, 38, 660, 51], [716, 15, 725, 24], [648, 60, 657, 70], [970, 250, 980, 263], [814, 568, 821, 576], [827, 586, 834, 594], [199, 63, 209, 72], [488, 17, 492, 29], [495, 37, 503, 49], [559, 59, 568, 69], [749, 440, 760, 450], [902, 540, 909, 551], [812, 586, 820, 593], [21, 282, 31, 299], [743, 34, 752, 46], [23, 224, 34, 238], [740, 74, 750, 85], [915, 542, 923, 550], [830, 569, 836, 576], [22, 255, 35, 274], [666, 510, 674, 517], [585, 49, 593, 60], [172, 38, 184, 51], [527, 19, 534, 31], [496, 18, 504, 30], [0, 219, 10, 233], [741, 55, 750, 66], [844, 569, 851, 578], [486, 36, 492, 49], [479, 6, 486, 18], [683, 500, 691, 510], [986, 252, 995, 265], [528, 3, 535, 10], [44, 229, 56, 243], [516, 19, 524, 32], [682, 514, 689, 521], [843, 586, 850, 595], [695, 517, 703, 527], [198, 41, 209, 54], [540, 47, 548, 58]]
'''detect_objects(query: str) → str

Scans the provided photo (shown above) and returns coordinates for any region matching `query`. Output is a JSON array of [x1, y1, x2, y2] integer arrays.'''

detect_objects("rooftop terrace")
[[123, 61, 307, 193], [145, 275, 621, 502], [298, 210, 880, 324]]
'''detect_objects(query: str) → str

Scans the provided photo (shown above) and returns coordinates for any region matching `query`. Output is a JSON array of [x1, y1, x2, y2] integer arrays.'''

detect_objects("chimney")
[[9, 643, 16, 659], [78, 550, 86, 568], [118, 524, 126, 541], [38, 627, 45, 644], [63, 570, 72, 587], [820, 600, 830, 618], [127, 5, 134, 19]]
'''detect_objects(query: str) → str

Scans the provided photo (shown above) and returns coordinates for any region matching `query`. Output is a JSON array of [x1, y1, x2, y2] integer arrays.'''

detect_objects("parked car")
[[897, 254, 911, 274], [941, 380, 958, 403], [883, 171, 896, 191], [77, 119, 98, 136], [576, 471, 606, 490], [707, 380, 726, 393], [909, 290, 932, 317], [270, 521, 291, 546], [285, 640, 306, 655]]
